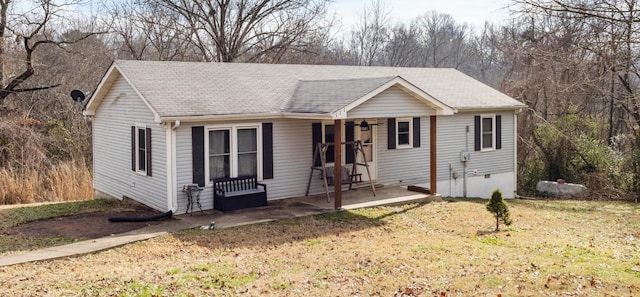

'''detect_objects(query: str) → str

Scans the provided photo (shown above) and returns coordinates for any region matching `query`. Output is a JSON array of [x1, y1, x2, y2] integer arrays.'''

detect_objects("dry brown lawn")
[[1, 199, 639, 296]]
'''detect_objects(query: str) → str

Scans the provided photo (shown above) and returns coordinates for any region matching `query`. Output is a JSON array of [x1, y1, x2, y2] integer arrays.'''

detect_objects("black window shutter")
[[131, 126, 136, 171], [496, 115, 502, 150], [345, 121, 354, 164], [413, 117, 421, 148], [192, 126, 205, 187], [474, 116, 481, 151], [146, 127, 152, 176], [262, 123, 274, 179], [387, 118, 396, 149], [312, 123, 322, 166]]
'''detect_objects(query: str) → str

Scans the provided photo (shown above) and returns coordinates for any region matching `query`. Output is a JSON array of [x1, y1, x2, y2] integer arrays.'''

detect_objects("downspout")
[[449, 163, 452, 196], [166, 120, 181, 212], [463, 125, 469, 198], [513, 112, 518, 198], [463, 159, 468, 198]]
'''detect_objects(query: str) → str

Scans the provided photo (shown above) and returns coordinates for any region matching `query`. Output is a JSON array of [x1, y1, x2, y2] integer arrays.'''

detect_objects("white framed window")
[[205, 124, 262, 182], [396, 118, 413, 148], [481, 114, 495, 151], [135, 126, 148, 175]]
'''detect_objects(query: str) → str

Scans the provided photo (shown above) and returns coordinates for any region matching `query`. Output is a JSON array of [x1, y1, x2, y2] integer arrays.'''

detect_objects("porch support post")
[[334, 119, 342, 209], [430, 116, 437, 194]]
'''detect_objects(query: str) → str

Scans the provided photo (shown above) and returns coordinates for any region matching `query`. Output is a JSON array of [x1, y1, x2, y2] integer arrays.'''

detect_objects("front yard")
[[1, 198, 639, 296]]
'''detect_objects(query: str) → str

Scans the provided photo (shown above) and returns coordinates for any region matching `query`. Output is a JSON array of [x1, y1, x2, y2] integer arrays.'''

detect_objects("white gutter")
[[160, 112, 334, 122], [455, 106, 527, 113]]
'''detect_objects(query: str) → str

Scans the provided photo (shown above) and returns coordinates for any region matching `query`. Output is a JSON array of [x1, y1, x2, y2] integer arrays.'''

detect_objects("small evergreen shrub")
[[486, 189, 512, 231]]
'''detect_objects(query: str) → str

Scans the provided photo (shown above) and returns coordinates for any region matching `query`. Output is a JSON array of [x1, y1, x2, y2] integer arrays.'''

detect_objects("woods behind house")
[[1, 0, 639, 203]]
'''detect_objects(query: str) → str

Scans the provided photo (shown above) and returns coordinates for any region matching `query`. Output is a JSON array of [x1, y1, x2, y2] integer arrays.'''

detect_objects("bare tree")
[[512, 0, 640, 195], [415, 11, 472, 68], [345, 0, 391, 66], [0, 0, 103, 104], [146, 0, 331, 63], [383, 23, 421, 67], [467, 22, 509, 87], [106, 0, 195, 61]]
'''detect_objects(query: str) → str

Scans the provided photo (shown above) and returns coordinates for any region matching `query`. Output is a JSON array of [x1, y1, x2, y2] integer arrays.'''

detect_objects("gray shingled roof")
[[101, 60, 525, 118], [287, 76, 397, 113]]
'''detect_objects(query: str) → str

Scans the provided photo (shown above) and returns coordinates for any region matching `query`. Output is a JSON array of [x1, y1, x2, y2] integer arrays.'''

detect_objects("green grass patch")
[[201, 271, 257, 290], [270, 281, 290, 290], [191, 263, 215, 272], [478, 236, 504, 246], [0, 198, 122, 229], [125, 280, 165, 297], [303, 239, 324, 246]]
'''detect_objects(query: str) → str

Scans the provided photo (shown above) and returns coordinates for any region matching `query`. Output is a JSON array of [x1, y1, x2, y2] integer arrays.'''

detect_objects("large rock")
[[536, 180, 587, 198]]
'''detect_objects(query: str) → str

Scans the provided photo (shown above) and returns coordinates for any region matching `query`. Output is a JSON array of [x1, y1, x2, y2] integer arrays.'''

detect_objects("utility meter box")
[[460, 151, 471, 162]]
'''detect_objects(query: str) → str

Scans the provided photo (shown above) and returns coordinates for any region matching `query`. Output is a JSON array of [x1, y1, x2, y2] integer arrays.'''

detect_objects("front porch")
[[177, 185, 442, 231], [297, 185, 442, 210]]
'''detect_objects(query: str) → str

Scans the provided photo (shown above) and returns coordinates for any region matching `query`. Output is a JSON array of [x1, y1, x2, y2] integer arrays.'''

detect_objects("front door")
[[355, 120, 377, 181]]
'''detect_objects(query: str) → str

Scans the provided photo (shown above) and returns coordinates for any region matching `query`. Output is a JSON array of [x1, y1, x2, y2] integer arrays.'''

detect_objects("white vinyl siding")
[[435, 112, 515, 197], [376, 116, 430, 185], [93, 75, 167, 211], [348, 86, 436, 119], [172, 112, 515, 211]]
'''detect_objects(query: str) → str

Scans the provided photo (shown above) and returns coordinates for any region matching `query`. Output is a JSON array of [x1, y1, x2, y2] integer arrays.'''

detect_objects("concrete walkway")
[[0, 187, 439, 267]]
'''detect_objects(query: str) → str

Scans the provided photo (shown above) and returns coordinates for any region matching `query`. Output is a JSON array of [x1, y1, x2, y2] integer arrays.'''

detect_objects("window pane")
[[361, 129, 371, 144], [137, 128, 146, 171], [361, 128, 373, 162], [483, 134, 493, 149], [238, 153, 257, 177], [210, 155, 230, 180], [325, 125, 335, 163], [482, 117, 493, 149], [398, 121, 410, 145], [138, 149, 146, 171], [209, 130, 230, 180], [325, 125, 335, 142], [363, 144, 373, 162], [138, 129, 146, 149], [482, 118, 493, 132], [398, 122, 410, 133], [209, 130, 230, 155], [398, 133, 410, 145], [238, 128, 257, 153]]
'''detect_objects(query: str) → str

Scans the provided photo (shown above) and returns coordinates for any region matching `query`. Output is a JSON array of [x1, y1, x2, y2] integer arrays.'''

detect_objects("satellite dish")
[[70, 90, 85, 102]]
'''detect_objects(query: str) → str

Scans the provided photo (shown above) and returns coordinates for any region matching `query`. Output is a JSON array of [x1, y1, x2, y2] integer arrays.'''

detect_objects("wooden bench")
[[213, 176, 267, 212]]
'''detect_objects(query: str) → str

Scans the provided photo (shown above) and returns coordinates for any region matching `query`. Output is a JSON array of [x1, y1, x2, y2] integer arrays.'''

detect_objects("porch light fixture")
[[359, 120, 370, 131]]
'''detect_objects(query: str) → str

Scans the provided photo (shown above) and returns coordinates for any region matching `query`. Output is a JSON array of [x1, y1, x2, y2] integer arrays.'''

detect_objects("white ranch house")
[[84, 60, 526, 212]]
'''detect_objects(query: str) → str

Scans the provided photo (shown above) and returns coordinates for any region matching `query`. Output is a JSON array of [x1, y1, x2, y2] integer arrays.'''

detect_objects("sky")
[[329, 0, 513, 30]]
